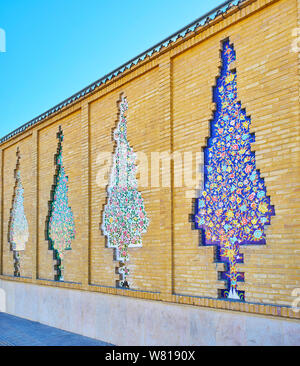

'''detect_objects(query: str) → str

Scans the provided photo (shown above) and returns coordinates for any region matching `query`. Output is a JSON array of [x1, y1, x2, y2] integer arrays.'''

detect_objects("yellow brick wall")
[[0, 0, 299, 319]]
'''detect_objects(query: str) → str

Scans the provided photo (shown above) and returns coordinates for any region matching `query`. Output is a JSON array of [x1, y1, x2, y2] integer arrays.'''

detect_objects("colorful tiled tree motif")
[[47, 127, 75, 282], [9, 148, 29, 277], [193, 39, 275, 300], [102, 94, 149, 288]]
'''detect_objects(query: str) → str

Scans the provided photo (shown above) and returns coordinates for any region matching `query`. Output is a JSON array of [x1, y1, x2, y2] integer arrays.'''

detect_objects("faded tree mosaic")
[[102, 95, 149, 288], [193, 39, 275, 301]]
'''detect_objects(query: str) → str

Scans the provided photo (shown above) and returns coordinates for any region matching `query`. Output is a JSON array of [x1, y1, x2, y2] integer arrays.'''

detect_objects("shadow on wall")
[[0, 288, 6, 312]]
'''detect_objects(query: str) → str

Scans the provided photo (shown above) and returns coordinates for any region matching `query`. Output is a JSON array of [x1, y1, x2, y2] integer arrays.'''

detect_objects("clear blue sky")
[[0, 0, 224, 138]]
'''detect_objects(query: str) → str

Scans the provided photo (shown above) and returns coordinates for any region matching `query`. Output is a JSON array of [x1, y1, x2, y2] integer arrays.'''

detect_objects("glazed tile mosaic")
[[9, 149, 29, 277], [47, 127, 75, 282], [102, 95, 149, 288], [193, 40, 275, 300]]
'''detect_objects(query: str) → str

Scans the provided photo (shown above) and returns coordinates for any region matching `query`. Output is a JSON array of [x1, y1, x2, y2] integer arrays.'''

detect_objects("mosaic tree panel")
[[193, 39, 275, 301], [102, 94, 149, 288], [9, 148, 29, 277], [46, 127, 75, 282]]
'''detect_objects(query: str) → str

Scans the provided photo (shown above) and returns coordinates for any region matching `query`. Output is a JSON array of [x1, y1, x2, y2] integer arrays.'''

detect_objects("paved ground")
[[0, 312, 113, 346]]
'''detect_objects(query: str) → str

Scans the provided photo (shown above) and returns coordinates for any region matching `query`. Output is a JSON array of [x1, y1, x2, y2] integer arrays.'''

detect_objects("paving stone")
[[0, 312, 113, 346]]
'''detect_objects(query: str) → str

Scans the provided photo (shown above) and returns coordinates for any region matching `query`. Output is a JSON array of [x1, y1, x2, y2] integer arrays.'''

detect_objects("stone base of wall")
[[0, 279, 299, 346]]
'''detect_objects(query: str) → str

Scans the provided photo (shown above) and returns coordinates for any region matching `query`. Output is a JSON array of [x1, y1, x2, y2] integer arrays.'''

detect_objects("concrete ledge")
[[0, 279, 299, 346]]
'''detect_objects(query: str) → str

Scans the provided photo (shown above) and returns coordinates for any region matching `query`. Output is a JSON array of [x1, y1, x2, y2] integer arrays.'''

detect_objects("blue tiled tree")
[[193, 40, 275, 300]]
